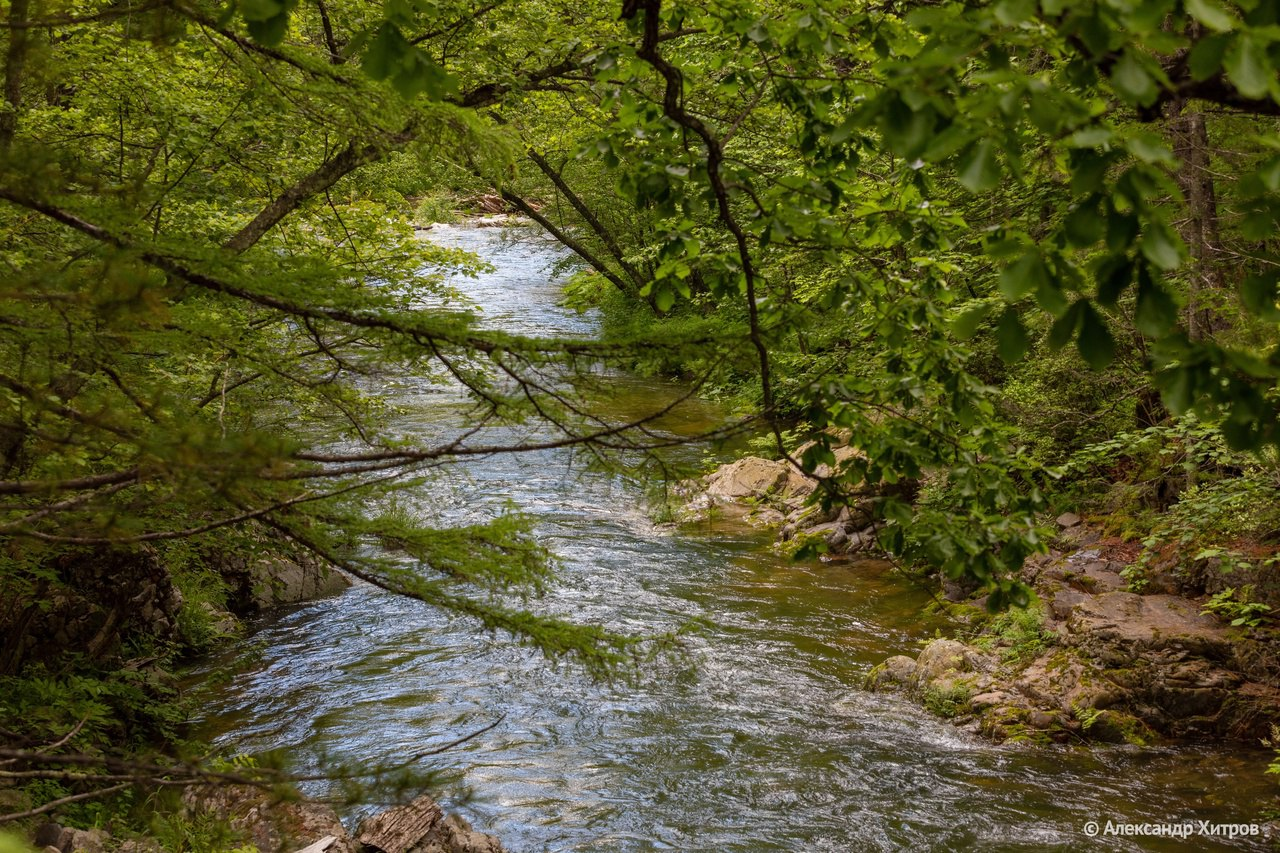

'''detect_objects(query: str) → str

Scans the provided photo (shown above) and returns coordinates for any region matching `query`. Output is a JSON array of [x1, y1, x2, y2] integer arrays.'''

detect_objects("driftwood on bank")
[[356, 796, 444, 853], [355, 794, 506, 853]]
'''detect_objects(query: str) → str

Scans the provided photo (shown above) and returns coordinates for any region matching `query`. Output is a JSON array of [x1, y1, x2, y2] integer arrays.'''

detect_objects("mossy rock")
[[1082, 709, 1154, 745]]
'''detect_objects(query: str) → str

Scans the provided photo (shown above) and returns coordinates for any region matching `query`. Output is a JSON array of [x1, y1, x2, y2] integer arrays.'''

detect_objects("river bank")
[[681, 448, 1280, 754]]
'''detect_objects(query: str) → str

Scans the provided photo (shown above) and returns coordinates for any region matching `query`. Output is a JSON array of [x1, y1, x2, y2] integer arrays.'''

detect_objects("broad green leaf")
[[1070, 149, 1114, 195], [363, 22, 404, 82], [996, 308, 1031, 362], [1225, 34, 1273, 99], [1068, 127, 1114, 148], [1158, 365, 1196, 414], [1065, 198, 1105, 247], [957, 139, 1000, 193], [1188, 33, 1230, 80], [1242, 273, 1280, 320], [952, 301, 998, 340], [655, 285, 675, 312], [1111, 51, 1158, 105], [1048, 300, 1085, 350], [999, 252, 1048, 300], [1106, 209, 1139, 251], [1126, 133, 1175, 165], [1094, 254, 1132, 306], [1185, 0, 1237, 32], [239, 0, 285, 21], [1135, 277, 1178, 336], [1140, 222, 1184, 270], [1077, 302, 1116, 369]]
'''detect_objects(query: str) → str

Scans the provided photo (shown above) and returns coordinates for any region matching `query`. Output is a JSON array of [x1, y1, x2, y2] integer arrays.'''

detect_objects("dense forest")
[[3, 0, 1280, 849]]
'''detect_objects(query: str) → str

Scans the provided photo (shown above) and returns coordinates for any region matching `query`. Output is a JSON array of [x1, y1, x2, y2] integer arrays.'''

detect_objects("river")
[[188, 223, 1276, 852]]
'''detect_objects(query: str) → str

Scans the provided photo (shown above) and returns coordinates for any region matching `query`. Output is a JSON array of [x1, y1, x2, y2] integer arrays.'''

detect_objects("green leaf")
[[1139, 222, 1184, 270], [1188, 33, 1230, 81], [994, 0, 1036, 25], [1225, 34, 1273, 99], [1070, 149, 1114, 195], [1242, 273, 1280, 320], [1111, 51, 1158, 106], [1094, 254, 1132, 306], [1048, 301, 1085, 350], [1126, 133, 1174, 165], [829, 116, 858, 145], [996, 308, 1031, 362], [952, 301, 998, 340], [1068, 126, 1115, 148], [246, 14, 289, 45], [239, 0, 284, 21], [1185, 0, 1237, 32], [1135, 277, 1178, 336], [1065, 197, 1105, 247], [239, 0, 294, 45], [1106, 209, 1139, 251], [999, 252, 1048, 300], [1157, 365, 1196, 414], [363, 22, 404, 82], [957, 139, 1000, 193], [654, 284, 675, 312], [1076, 302, 1116, 369]]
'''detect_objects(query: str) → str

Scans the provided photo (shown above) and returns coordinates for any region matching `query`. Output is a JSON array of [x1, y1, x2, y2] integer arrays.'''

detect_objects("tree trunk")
[[1167, 105, 1224, 341], [0, 0, 31, 147]]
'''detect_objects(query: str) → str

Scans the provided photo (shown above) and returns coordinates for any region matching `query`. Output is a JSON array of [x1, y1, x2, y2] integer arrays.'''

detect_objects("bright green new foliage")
[[5, 0, 1280, 684]]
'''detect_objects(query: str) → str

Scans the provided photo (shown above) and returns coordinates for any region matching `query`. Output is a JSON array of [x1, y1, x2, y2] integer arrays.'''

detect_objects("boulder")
[[1065, 592, 1231, 662], [914, 639, 988, 685], [183, 784, 357, 853], [59, 828, 107, 853], [0, 546, 184, 672], [703, 457, 790, 501], [866, 655, 917, 691], [219, 550, 350, 613]]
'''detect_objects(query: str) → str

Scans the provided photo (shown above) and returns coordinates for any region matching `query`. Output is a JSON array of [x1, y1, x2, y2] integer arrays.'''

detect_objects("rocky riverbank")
[[868, 517, 1280, 746], [28, 788, 503, 853], [683, 454, 1280, 748]]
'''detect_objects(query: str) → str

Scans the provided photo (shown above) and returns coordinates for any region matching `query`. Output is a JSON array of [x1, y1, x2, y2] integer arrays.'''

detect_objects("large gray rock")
[[217, 548, 350, 613], [1065, 592, 1231, 662], [914, 639, 983, 685], [59, 828, 107, 853], [866, 655, 917, 692]]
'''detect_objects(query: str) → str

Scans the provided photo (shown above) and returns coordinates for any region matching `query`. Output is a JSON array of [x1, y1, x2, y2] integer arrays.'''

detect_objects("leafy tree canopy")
[[4, 0, 1280, 652]]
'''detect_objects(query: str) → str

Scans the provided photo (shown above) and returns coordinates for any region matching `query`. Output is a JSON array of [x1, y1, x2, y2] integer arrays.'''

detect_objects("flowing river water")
[[189, 224, 1277, 852]]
